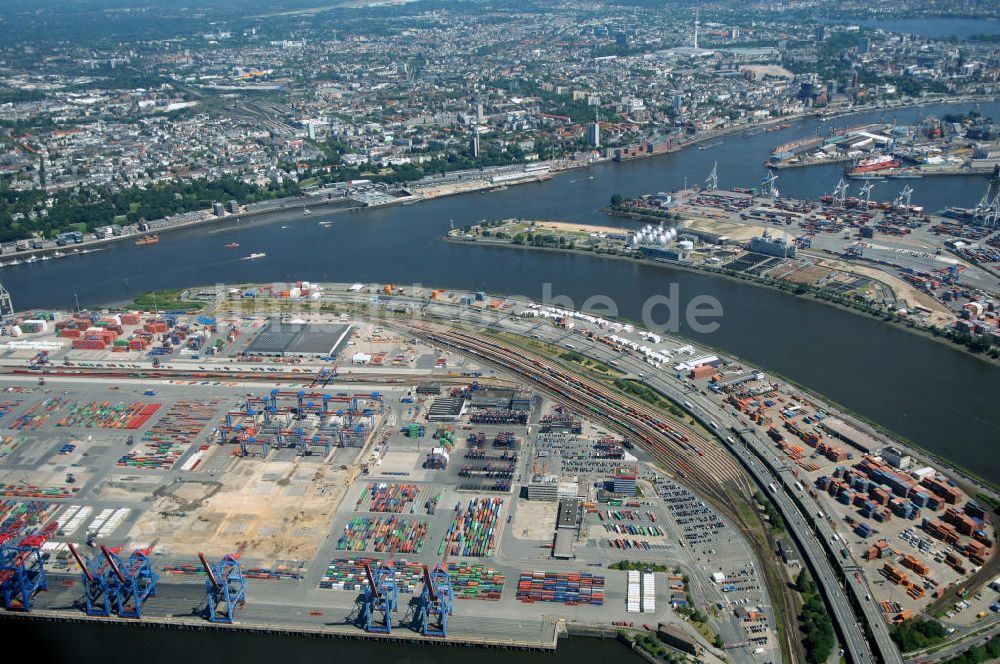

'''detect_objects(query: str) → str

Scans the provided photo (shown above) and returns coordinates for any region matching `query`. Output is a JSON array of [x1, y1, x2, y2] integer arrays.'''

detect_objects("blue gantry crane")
[[362, 560, 398, 633], [419, 563, 453, 637], [200, 552, 247, 623], [70, 542, 114, 616], [103, 545, 158, 618], [0, 540, 47, 611], [68, 543, 158, 618]]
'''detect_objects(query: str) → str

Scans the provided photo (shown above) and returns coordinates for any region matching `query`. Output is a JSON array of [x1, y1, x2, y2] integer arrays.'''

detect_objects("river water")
[[3, 101, 1000, 482], [0, 620, 629, 663]]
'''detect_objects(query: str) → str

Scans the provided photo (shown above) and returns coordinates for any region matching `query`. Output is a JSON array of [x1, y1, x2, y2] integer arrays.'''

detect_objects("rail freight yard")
[[2, 282, 998, 662]]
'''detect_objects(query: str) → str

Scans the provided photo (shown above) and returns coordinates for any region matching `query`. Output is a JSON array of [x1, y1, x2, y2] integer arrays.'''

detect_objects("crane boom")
[[422, 564, 436, 601], [363, 561, 379, 597], [198, 552, 220, 589], [100, 545, 127, 583], [67, 543, 94, 583]]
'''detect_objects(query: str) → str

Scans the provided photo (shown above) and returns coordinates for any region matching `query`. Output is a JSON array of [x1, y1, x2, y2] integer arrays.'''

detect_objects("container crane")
[[705, 162, 718, 191], [200, 552, 247, 623], [100, 545, 158, 618], [362, 560, 398, 633], [69, 542, 114, 616], [68, 543, 157, 618], [0, 540, 47, 611], [419, 563, 454, 637]]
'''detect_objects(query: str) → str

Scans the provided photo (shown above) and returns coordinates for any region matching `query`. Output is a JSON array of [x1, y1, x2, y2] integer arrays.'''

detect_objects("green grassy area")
[[559, 350, 618, 374], [485, 330, 623, 380], [131, 289, 205, 312], [752, 490, 786, 533], [890, 619, 947, 653], [612, 379, 689, 418], [795, 570, 836, 664], [608, 561, 677, 573]]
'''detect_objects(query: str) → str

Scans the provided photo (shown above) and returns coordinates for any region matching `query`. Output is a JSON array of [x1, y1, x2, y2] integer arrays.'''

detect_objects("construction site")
[[0, 288, 782, 663]]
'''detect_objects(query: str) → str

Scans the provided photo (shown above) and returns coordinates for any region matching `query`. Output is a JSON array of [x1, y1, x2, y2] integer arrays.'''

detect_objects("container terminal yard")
[[453, 175, 1000, 340], [0, 283, 997, 663], [765, 117, 1000, 179]]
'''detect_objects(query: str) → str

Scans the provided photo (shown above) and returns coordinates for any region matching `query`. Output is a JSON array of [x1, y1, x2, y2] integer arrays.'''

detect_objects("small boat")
[[319, 222, 333, 227], [244, 252, 266, 260], [225, 242, 240, 249], [53, 251, 64, 258], [25, 256, 38, 263], [8, 259, 21, 266], [135, 234, 160, 246], [303, 208, 311, 215], [40, 255, 51, 261]]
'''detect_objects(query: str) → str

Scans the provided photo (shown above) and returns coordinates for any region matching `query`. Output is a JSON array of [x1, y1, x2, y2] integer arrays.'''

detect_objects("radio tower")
[[0, 284, 12, 319], [705, 162, 718, 191], [694, 6, 700, 49]]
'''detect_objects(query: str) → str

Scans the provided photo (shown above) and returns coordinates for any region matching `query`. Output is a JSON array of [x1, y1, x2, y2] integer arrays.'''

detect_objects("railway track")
[[3, 366, 515, 389], [401, 322, 749, 513], [404, 322, 807, 662]]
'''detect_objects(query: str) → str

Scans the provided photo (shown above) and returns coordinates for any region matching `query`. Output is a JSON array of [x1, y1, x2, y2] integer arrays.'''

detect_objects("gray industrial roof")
[[245, 321, 353, 357]]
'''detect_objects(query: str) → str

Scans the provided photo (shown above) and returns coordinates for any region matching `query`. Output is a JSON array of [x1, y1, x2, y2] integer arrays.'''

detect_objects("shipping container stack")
[[446, 562, 505, 600], [627, 570, 640, 613], [642, 572, 656, 614], [355, 483, 421, 514], [11, 398, 68, 431], [439, 497, 503, 558], [0, 499, 59, 545], [319, 558, 424, 593], [336, 516, 428, 554], [56, 400, 161, 430], [517, 570, 605, 606], [118, 400, 221, 470]]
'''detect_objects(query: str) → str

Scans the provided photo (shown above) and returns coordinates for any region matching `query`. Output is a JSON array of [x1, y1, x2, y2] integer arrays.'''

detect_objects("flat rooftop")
[[245, 320, 353, 357]]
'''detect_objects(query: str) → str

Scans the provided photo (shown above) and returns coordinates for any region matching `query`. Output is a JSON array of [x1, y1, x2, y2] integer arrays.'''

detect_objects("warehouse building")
[[245, 320, 353, 358], [426, 397, 467, 422], [820, 417, 879, 454], [657, 624, 702, 656]]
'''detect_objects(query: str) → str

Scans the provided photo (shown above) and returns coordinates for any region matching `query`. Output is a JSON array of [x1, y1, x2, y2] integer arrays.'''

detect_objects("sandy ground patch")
[[532, 220, 628, 235], [683, 216, 768, 241], [127, 461, 354, 564], [740, 64, 795, 79], [812, 256, 954, 324], [511, 500, 557, 541]]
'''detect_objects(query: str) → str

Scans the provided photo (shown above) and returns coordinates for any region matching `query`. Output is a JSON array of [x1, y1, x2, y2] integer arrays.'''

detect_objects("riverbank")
[[7, 94, 993, 271], [442, 233, 1000, 367]]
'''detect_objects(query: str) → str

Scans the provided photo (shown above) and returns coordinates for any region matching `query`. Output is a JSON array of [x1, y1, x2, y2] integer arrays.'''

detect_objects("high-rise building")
[[815, 24, 826, 42], [858, 37, 871, 54], [587, 121, 601, 148], [307, 122, 316, 140], [470, 132, 480, 158], [476, 103, 484, 123]]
